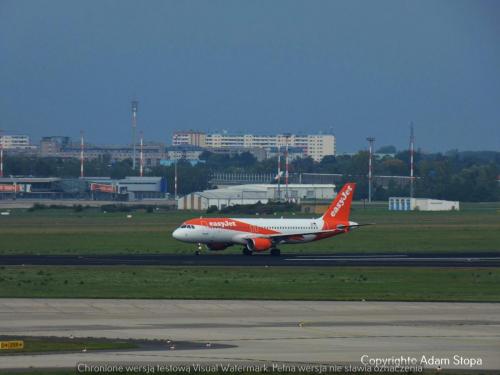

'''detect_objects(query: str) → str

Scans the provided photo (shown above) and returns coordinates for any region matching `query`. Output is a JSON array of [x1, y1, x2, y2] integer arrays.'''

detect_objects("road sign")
[[0, 340, 24, 350]]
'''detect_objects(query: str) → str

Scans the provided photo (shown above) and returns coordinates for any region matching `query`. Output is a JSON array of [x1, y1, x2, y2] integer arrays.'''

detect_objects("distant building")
[[165, 145, 205, 161], [40, 136, 71, 156], [203, 145, 305, 162], [41, 138, 167, 167], [171, 130, 336, 161], [389, 197, 460, 211], [177, 184, 336, 210], [172, 130, 207, 147], [266, 146, 305, 161], [205, 146, 268, 161], [0, 134, 34, 150], [160, 159, 205, 167]]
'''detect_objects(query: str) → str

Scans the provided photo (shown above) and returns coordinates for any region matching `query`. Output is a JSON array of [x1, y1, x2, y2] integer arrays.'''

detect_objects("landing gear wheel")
[[270, 248, 281, 256], [242, 248, 253, 256], [195, 243, 202, 256]]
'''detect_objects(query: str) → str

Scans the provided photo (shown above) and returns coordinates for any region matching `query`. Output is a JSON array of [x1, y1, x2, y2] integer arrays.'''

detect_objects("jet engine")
[[246, 238, 273, 252]]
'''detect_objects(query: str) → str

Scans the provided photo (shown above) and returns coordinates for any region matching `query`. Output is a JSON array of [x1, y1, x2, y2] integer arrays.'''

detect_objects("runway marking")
[[294, 254, 409, 258], [181, 334, 500, 343], [285, 257, 499, 262]]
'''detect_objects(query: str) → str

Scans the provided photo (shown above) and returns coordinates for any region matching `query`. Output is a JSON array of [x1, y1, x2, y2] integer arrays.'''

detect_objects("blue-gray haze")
[[1, 0, 499, 152]]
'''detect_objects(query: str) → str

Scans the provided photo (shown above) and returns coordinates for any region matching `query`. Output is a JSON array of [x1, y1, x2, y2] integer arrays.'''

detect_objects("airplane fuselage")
[[173, 217, 357, 249], [172, 183, 361, 254]]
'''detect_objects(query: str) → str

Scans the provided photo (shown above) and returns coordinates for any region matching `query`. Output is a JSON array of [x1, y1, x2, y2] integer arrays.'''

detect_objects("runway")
[[0, 299, 499, 371], [1, 252, 500, 267]]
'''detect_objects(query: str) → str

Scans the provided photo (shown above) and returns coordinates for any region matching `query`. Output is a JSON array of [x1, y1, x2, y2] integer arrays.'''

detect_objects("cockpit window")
[[180, 225, 186, 228]]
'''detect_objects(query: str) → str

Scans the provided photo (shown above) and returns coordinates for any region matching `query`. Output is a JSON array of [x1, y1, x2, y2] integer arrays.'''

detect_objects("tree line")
[[3, 149, 499, 202]]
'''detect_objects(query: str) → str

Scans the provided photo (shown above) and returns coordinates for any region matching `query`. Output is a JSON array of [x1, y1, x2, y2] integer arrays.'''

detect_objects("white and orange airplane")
[[173, 182, 365, 255]]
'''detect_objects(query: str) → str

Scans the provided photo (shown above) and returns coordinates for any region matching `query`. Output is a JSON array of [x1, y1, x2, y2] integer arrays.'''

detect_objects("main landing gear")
[[242, 248, 281, 256], [270, 248, 281, 256]]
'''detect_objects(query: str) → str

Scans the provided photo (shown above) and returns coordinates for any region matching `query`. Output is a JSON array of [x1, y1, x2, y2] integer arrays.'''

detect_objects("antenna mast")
[[139, 131, 144, 177], [277, 145, 281, 201], [285, 141, 289, 202], [80, 131, 85, 178], [131, 100, 138, 170]]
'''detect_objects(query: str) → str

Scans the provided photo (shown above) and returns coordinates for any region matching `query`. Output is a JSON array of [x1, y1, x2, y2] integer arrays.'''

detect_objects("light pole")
[[0, 129, 3, 178], [409, 123, 415, 198], [174, 159, 178, 200], [366, 137, 375, 203]]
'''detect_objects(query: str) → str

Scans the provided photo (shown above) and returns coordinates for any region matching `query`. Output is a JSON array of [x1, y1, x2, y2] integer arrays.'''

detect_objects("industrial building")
[[84, 176, 167, 200], [0, 177, 64, 199], [171, 130, 336, 161], [389, 197, 460, 211], [0, 176, 167, 201], [177, 184, 336, 210]]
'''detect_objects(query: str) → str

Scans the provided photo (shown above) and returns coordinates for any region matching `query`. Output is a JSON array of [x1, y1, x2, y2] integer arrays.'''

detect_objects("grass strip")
[[0, 266, 499, 301]]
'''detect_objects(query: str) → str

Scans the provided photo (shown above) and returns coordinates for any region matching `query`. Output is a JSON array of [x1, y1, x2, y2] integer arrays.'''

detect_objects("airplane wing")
[[243, 224, 373, 242]]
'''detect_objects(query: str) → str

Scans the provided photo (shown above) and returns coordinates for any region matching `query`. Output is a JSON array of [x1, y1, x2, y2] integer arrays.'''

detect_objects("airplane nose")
[[172, 229, 181, 240]]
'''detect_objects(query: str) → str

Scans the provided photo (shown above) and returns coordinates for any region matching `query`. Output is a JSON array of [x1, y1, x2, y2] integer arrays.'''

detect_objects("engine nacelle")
[[207, 243, 231, 251], [246, 238, 273, 252]]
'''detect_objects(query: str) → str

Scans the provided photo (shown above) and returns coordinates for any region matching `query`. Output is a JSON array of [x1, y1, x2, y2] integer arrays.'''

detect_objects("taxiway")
[[0, 299, 499, 371]]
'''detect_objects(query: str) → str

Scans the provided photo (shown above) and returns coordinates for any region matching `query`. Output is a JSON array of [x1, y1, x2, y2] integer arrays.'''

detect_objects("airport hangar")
[[177, 183, 337, 210]]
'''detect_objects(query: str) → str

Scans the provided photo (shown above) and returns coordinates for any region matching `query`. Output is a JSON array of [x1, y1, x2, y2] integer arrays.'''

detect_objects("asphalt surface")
[[0, 335, 234, 354], [1, 299, 500, 371], [1, 252, 500, 267]]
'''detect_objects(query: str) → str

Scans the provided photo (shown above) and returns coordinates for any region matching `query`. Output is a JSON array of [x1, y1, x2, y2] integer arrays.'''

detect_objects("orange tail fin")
[[322, 182, 356, 223]]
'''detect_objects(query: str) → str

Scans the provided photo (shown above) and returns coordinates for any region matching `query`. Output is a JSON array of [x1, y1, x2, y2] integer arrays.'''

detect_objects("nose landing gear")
[[195, 243, 202, 256]]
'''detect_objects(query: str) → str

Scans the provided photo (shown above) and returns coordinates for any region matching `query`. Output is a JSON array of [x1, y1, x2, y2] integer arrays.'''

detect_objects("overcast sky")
[[1, 0, 499, 152]]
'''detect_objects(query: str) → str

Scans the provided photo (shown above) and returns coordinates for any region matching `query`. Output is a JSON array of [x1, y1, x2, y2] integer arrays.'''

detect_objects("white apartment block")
[[172, 131, 336, 161], [0, 134, 31, 149], [172, 131, 207, 147]]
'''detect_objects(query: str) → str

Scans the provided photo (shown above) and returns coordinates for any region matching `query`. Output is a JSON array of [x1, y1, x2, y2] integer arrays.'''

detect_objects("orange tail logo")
[[322, 183, 356, 223]]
